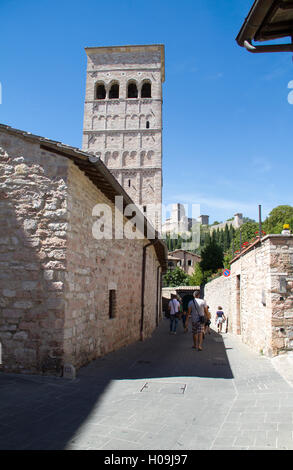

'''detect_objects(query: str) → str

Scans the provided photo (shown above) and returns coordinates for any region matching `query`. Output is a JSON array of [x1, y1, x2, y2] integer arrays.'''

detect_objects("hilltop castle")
[[162, 203, 243, 234]]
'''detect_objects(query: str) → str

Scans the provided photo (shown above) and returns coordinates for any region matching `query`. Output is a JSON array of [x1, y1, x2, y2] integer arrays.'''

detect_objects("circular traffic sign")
[[223, 269, 231, 277]]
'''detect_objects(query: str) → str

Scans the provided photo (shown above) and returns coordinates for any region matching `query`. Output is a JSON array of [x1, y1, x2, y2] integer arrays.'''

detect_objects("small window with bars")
[[109, 289, 116, 319]]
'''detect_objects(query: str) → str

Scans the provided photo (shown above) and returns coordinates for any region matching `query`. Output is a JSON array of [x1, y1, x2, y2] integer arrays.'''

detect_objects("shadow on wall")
[[0, 320, 233, 450], [0, 165, 233, 450], [0, 183, 65, 376]]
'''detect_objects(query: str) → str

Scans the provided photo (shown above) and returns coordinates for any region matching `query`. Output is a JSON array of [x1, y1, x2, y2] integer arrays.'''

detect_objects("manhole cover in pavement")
[[140, 382, 186, 394]]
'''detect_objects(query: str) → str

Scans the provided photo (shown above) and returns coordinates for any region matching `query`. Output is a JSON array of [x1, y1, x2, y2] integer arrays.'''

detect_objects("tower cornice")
[[85, 44, 165, 83], [83, 129, 162, 134]]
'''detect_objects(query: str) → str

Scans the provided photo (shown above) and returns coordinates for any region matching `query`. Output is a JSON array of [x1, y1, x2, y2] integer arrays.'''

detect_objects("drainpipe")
[[140, 240, 159, 341], [244, 39, 293, 53], [258, 204, 263, 240], [155, 265, 161, 327]]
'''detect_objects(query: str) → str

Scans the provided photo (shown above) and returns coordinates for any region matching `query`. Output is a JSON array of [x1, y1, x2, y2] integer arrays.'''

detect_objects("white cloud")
[[166, 193, 257, 213], [251, 157, 272, 174]]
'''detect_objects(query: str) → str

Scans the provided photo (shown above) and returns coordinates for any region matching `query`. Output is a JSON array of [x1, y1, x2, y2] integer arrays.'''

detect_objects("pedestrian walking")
[[215, 306, 226, 334], [185, 289, 208, 351], [181, 295, 191, 332], [182, 309, 188, 332], [168, 294, 180, 335], [204, 305, 212, 336]]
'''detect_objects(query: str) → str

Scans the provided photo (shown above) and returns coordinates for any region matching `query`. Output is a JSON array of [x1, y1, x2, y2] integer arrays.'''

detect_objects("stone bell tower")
[[82, 44, 165, 233]]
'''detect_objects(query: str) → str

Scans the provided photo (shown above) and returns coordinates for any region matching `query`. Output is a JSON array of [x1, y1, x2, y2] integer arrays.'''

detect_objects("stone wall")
[[210, 213, 243, 233], [143, 244, 162, 338], [168, 250, 201, 276], [204, 235, 293, 356], [204, 275, 231, 331], [269, 236, 293, 354], [0, 131, 162, 374], [229, 240, 272, 355], [0, 133, 69, 374], [64, 161, 161, 369]]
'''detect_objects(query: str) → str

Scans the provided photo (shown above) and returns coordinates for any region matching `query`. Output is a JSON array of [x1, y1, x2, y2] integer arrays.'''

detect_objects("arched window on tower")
[[141, 81, 151, 98], [95, 83, 106, 100], [146, 121, 150, 129], [109, 83, 119, 99], [127, 81, 138, 99]]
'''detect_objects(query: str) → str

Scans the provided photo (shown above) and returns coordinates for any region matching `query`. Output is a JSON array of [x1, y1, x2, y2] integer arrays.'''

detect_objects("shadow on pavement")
[[0, 318, 233, 450]]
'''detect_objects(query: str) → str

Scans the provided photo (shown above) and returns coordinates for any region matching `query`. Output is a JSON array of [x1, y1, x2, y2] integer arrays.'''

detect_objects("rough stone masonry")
[[205, 235, 293, 357], [82, 45, 164, 233], [0, 125, 166, 375]]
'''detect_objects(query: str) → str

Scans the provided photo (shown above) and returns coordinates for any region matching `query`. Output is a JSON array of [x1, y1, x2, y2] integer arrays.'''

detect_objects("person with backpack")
[[185, 289, 208, 351], [204, 305, 212, 336], [168, 294, 180, 335]]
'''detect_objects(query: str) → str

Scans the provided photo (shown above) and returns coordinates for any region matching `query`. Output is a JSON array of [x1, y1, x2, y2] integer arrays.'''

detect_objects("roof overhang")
[[236, 0, 293, 53], [0, 123, 168, 271]]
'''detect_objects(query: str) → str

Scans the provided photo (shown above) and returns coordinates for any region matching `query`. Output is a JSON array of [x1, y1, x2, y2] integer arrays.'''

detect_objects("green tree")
[[224, 224, 230, 252], [263, 205, 293, 234], [214, 228, 218, 244], [229, 225, 235, 245], [219, 230, 224, 249], [233, 221, 259, 250], [163, 267, 190, 287], [211, 229, 217, 244], [223, 252, 233, 269], [165, 234, 171, 251], [189, 263, 204, 286], [204, 231, 211, 246], [243, 217, 256, 224], [200, 241, 224, 276]]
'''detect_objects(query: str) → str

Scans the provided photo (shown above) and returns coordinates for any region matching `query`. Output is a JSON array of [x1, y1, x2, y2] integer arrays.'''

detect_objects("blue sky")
[[1, 0, 292, 224]]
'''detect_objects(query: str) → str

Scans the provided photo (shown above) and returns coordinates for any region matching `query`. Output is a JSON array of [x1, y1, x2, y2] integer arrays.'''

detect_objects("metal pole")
[[259, 205, 262, 239], [239, 228, 242, 253]]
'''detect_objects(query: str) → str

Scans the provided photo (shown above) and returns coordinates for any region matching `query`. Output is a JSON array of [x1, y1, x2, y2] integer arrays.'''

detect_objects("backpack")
[[193, 299, 205, 324]]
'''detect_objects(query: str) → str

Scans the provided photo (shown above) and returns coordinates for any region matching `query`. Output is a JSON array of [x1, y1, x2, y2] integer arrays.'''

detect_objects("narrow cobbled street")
[[1, 318, 293, 450]]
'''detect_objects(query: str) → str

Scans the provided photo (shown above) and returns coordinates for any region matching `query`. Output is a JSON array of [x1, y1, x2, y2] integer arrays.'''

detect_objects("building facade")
[[162, 203, 204, 234], [168, 249, 201, 276], [82, 45, 164, 233], [205, 234, 293, 356], [0, 124, 166, 375]]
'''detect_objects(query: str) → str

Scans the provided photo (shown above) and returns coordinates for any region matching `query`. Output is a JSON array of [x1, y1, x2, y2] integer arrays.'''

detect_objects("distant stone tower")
[[82, 44, 165, 233]]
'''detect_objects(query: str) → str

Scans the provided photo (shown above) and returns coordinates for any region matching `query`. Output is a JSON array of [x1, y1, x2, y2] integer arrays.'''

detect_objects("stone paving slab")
[[1, 318, 293, 450]]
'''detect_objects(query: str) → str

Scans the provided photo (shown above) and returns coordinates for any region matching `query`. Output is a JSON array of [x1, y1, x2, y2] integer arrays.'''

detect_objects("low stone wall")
[[230, 236, 293, 356], [204, 235, 293, 357], [204, 276, 231, 331], [230, 240, 272, 355]]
